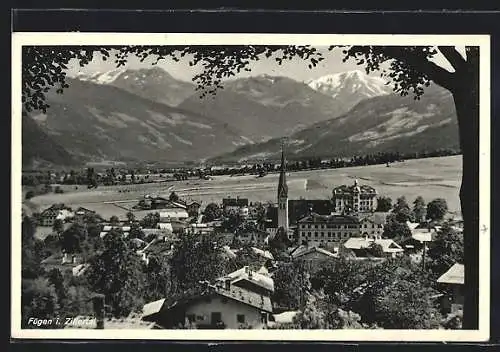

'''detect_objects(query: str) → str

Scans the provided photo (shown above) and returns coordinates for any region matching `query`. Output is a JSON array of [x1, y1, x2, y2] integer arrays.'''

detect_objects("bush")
[[54, 186, 64, 194], [25, 190, 35, 200]]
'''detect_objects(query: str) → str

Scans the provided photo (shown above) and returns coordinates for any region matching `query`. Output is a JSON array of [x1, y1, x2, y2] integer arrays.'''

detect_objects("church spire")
[[277, 138, 288, 199]]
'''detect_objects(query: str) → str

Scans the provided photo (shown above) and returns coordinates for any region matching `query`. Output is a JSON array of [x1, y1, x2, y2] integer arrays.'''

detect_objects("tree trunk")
[[450, 50, 480, 329]]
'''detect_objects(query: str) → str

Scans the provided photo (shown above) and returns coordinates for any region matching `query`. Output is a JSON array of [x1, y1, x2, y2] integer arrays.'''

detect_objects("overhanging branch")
[[383, 47, 456, 91], [437, 46, 466, 72]]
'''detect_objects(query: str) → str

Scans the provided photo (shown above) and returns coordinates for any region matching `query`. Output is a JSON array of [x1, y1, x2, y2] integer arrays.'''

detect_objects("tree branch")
[[383, 47, 456, 91], [437, 46, 466, 72]]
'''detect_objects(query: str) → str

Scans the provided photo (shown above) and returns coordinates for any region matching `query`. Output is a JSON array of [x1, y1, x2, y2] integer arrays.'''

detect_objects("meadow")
[[25, 155, 463, 221]]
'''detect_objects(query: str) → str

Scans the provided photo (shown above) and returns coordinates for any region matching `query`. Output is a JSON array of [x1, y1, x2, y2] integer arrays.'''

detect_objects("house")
[[74, 207, 98, 221], [297, 213, 360, 246], [288, 199, 335, 226], [220, 266, 275, 296], [99, 225, 131, 238], [291, 246, 337, 271], [235, 229, 269, 246], [437, 263, 464, 314], [222, 197, 249, 212], [401, 227, 436, 253], [262, 200, 334, 241], [142, 283, 273, 329], [186, 223, 214, 235], [159, 209, 189, 221], [40, 252, 85, 275], [250, 247, 274, 261], [332, 179, 377, 213], [342, 237, 404, 259], [359, 212, 388, 238], [39, 204, 73, 226]]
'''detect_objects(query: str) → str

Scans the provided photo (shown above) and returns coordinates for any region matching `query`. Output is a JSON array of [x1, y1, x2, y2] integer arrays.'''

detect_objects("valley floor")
[[24, 155, 463, 223]]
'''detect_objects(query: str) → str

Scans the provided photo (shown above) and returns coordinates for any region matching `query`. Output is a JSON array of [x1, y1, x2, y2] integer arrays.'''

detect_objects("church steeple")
[[277, 139, 288, 199], [277, 138, 289, 232]]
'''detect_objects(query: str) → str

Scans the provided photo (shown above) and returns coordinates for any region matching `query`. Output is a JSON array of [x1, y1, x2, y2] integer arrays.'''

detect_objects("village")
[[21, 146, 465, 330]]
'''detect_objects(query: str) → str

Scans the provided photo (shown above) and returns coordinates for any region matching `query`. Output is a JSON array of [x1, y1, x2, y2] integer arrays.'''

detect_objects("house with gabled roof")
[[342, 237, 403, 259], [437, 263, 464, 314], [141, 282, 273, 329], [219, 266, 275, 296]]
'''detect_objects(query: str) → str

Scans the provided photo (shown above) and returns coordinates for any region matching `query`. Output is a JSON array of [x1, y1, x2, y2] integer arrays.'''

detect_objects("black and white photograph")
[[11, 33, 490, 341]]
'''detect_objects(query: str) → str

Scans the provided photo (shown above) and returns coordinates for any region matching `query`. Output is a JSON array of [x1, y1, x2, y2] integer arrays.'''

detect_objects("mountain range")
[[23, 66, 459, 168], [210, 84, 459, 163]]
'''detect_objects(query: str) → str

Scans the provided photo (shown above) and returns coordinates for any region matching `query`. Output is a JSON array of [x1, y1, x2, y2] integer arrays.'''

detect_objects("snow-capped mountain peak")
[[74, 68, 128, 85], [308, 69, 392, 99]]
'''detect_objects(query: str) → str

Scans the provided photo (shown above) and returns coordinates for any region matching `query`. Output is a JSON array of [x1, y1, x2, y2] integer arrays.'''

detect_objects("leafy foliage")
[[413, 196, 427, 223], [427, 223, 464, 277], [382, 215, 412, 240], [426, 198, 449, 221], [375, 196, 392, 212], [85, 230, 146, 317], [393, 196, 414, 223], [169, 232, 227, 293], [272, 261, 309, 310], [21, 278, 59, 328], [202, 203, 222, 222]]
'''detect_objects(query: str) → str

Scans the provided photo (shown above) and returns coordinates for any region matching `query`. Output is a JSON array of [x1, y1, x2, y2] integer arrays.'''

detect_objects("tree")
[[22, 216, 43, 279], [22, 44, 479, 328], [60, 223, 87, 254], [169, 232, 227, 293], [169, 191, 179, 202], [109, 215, 120, 225], [126, 211, 136, 223], [272, 261, 309, 310], [427, 198, 449, 222], [268, 227, 291, 260], [139, 212, 160, 229], [413, 196, 427, 223], [202, 202, 223, 222], [382, 217, 412, 240], [375, 196, 392, 212], [85, 230, 146, 317], [21, 278, 59, 328], [393, 196, 414, 223], [143, 255, 172, 302], [427, 223, 464, 277], [52, 218, 64, 235], [368, 243, 384, 258], [371, 278, 441, 329]]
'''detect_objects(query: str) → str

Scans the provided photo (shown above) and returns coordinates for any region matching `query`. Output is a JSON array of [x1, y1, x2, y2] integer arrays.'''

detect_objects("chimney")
[[92, 294, 105, 329], [224, 278, 231, 290], [71, 255, 76, 264]]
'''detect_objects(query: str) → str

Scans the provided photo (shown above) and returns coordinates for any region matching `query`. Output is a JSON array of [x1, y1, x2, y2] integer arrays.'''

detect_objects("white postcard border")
[[11, 32, 491, 342]]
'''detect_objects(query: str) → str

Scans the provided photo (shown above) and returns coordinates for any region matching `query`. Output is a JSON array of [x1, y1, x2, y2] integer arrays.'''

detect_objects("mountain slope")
[[210, 84, 459, 162], [31, 78, 248, 163], [76, 67, 196, 106], [22, 115, 78, 168], [179, 74, 372, 142]]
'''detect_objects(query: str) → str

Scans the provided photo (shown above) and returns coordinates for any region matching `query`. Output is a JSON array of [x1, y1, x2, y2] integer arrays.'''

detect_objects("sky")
[[66, 46, 461, 83]]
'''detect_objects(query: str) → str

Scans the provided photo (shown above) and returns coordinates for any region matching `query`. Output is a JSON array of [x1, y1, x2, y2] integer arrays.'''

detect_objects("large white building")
[[332, 179, 377, 214]]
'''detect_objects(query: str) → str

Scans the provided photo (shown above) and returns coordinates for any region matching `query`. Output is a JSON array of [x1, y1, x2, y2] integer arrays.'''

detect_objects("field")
[[24, 156, 463, 221]]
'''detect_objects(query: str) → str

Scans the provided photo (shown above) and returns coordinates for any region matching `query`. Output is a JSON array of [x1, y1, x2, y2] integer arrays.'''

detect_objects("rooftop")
[[437, 263, 464, 285], [298, 213, 359, 224], [344, 237, 403, 253]]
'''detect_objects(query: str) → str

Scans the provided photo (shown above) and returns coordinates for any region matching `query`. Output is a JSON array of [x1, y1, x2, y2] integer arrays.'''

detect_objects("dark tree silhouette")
[[21, 44, 480, 328]]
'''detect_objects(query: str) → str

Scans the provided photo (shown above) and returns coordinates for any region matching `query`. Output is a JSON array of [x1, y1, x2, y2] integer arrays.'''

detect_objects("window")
[[237, 314, 245, 324], [211, 312, 222, 323], [321, 232, 324, 237], [314, 232, 318, 237]]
